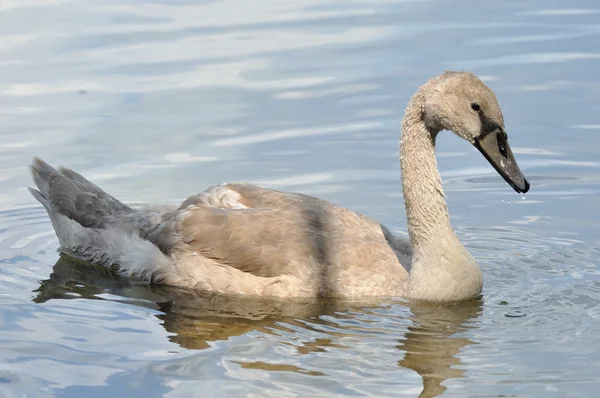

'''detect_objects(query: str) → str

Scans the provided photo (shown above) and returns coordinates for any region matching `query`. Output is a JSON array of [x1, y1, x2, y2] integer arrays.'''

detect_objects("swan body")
[[29, 71, 529, 302]]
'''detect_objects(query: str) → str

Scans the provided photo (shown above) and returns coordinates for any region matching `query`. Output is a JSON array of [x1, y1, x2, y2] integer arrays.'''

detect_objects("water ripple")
[[1, 0, 600, 397]]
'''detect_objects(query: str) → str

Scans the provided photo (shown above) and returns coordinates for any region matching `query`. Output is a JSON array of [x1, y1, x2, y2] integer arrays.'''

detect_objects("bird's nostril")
[[498, 132, 508, 158]]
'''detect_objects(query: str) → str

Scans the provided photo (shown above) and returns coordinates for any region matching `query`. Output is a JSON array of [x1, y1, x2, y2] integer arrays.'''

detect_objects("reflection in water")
[[34, 256, 481, 397], [399, 300, 481, 398], [0, 0, 598, 395]]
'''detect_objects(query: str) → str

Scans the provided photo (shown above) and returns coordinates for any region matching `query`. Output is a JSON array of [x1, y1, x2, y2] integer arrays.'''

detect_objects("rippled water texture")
[[1, 0, 600, 396]]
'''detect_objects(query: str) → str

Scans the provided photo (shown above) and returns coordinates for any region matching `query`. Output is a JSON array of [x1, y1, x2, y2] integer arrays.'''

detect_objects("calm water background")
[[1, 0, 600, 396]]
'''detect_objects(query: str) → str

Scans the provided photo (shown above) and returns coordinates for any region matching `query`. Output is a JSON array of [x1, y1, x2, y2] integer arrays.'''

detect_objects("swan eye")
[[470, 103, 481, 112]]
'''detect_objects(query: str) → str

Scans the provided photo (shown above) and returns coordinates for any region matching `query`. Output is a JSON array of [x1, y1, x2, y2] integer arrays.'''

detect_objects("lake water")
[[1, 0, 600, 396]]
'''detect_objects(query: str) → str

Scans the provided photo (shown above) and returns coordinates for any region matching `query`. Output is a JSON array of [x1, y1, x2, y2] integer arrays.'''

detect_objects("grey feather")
[[29, 158, 174, 278], [30, 157, 135, 228]]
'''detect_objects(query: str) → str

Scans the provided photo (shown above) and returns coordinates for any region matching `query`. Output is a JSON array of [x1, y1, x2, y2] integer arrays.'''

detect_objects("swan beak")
[[474, 128, 530, 194]]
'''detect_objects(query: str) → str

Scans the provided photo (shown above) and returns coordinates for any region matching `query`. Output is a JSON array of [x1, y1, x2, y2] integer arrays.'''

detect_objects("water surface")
[[1, 0, 600, 396]]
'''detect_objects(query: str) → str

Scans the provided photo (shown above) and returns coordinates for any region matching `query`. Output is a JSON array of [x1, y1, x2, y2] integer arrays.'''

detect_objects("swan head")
[[420, 71, 530, 194]]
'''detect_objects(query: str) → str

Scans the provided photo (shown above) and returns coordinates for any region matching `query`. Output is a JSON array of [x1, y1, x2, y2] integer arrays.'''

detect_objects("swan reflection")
[[34, 256, 481, 397]]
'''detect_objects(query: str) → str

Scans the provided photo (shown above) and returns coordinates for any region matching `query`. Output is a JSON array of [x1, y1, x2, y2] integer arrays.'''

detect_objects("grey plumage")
[[28, 72, 527, 301], [29, 158, 172, 275], [29, 157, 135, 228]]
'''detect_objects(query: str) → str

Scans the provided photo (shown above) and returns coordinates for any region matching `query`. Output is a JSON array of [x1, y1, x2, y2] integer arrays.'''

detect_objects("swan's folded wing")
[[196, 205, 320, 277], [140, 184, 332, 278], [160, 203, 331, 278], [146, 183, 403, 280]]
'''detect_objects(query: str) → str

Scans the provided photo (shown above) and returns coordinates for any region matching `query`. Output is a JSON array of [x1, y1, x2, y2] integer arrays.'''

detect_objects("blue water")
[[1, 0, 600, 396]]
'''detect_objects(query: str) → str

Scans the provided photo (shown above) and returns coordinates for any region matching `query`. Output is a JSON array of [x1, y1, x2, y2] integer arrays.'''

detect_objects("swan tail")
[[29, 157, 135, 227], [29, 157, 173, 282]]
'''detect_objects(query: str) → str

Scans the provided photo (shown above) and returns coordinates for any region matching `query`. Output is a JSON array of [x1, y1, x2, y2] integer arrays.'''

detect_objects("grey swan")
[[29, 71, 529, 302]]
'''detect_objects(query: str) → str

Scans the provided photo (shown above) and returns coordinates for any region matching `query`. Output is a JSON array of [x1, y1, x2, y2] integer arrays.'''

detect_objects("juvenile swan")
[[29, 71, 529, 302]]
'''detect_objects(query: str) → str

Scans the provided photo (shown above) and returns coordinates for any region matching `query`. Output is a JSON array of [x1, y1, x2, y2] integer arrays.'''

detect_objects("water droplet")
[[521, 194, 527, 200]]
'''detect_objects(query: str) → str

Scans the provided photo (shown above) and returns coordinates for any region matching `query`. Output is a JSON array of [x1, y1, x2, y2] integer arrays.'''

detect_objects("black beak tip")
[[515, 178, 530, 194]]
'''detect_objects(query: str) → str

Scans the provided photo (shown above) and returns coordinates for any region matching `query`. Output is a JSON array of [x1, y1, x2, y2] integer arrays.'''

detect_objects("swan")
[[29, 71, 529, 302]]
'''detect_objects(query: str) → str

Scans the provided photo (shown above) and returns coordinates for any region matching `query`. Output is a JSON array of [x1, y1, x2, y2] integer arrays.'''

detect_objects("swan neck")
[[400, 97, 454, 248], [398, 85, 482, 302]]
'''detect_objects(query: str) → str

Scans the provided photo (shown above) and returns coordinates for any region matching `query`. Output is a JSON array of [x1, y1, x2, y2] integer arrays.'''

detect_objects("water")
[[1, 0, 600, 396]]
